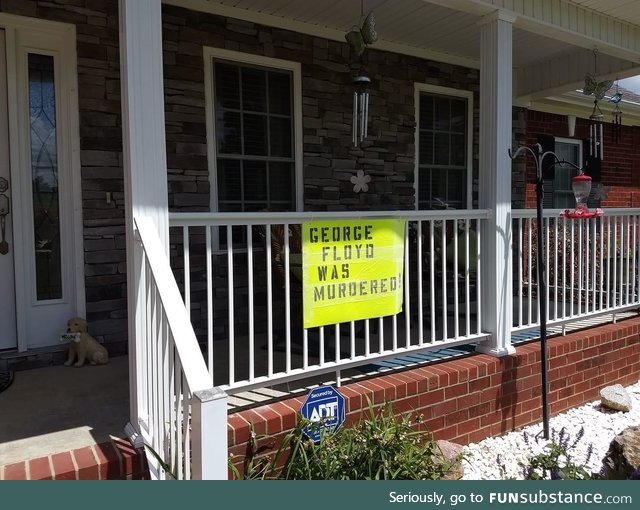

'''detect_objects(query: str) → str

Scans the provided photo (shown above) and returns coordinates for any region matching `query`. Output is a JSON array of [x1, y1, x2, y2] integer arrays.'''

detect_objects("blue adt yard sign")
[[300, 385, 346, 443]]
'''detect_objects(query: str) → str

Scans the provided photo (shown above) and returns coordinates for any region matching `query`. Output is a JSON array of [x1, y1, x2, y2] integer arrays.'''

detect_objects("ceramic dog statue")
[[63, 317, 109, 367]]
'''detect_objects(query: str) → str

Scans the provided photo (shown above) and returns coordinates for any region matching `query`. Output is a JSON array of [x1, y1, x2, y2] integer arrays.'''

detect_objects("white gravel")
[[462, 380, 640, 479]]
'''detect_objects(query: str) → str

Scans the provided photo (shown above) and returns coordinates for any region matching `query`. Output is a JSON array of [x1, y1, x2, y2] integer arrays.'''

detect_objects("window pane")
[[268, 71, 291, 115], [29, 53, 62, 301], [419, 94, 433, 129], [243, 113, 267, 155], [434, 133, 449, 165], [447, 169, 465, 208], [434, 96, 450, 131], [450, 99, 466, 132], [450, 134, 465, 166], [419, 130, 433, 165], [217, 159, 241, 203], [243, 160, 267, 202], [215, 62, 240, 110], [216, 110, 241, 154], [241, 67, 267, 112], [269, 116, 292, 157], [269, 162, 294, 205]]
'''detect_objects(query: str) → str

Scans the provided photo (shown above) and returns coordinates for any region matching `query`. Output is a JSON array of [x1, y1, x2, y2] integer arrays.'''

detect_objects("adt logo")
[[300, 385, 346, 443]]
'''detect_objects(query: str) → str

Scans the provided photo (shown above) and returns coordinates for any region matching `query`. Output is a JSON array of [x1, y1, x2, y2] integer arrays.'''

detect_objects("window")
[[544, 138, 582, 209], [415, 85, 472, 210], [205, 49, 302, 212]]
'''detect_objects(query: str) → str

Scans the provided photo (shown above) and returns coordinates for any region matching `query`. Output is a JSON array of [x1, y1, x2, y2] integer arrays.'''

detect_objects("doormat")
[[0, 370, 13, 394]]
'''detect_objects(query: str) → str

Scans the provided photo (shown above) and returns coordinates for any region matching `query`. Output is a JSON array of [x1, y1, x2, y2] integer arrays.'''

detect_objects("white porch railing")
[[512, 208, 640, 333], [134, 216, 228, 480], [169, 209, 491, 394]]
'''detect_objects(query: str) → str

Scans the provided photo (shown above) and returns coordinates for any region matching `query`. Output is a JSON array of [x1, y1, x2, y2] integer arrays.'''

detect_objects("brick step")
[[0, 437, 148, 480]]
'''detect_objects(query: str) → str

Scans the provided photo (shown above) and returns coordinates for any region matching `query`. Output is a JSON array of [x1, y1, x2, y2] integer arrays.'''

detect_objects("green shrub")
[[231, 400, 458, 480]]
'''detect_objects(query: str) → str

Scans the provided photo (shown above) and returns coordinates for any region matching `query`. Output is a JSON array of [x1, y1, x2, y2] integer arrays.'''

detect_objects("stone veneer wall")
[[161, 3, 481, 212], [1, 0, 483, 356]]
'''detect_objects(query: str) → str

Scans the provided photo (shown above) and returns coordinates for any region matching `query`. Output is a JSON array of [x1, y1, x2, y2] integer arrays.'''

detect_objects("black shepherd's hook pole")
[[508, 144, 580, 440]]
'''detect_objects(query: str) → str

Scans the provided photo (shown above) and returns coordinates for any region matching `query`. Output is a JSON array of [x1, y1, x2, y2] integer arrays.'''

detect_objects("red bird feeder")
[[560, 173, 603, 219]]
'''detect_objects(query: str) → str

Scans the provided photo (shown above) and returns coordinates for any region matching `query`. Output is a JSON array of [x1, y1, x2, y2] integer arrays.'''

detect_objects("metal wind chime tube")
[[352, 76, 370, 147]]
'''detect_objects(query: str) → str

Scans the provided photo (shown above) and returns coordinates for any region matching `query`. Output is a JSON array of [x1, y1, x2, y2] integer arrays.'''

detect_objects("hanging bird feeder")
[[560, 172, 604, 219]]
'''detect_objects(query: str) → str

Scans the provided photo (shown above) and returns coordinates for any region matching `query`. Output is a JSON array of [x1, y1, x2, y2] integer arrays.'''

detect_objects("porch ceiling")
[[167, 0, 640, 101]]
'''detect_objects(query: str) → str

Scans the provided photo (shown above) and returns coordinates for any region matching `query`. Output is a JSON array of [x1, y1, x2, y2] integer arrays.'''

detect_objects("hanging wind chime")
[[345, 2, 378, 147], [610, 80, 623, 144], [583, 49, 612, 160]]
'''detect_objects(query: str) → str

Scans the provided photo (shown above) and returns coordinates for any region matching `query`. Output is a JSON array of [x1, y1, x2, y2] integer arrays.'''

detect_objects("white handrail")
[[169, 209, 492, 227], [136, 216, 211, 392]]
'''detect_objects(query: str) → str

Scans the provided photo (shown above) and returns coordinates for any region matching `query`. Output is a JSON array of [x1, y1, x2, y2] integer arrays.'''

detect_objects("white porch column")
[[476, 10, 516, 357], [119, 0, 169, 445]]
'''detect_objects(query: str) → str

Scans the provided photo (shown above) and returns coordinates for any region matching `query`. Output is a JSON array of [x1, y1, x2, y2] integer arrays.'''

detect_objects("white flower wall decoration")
[[350, 169, 371, 193]]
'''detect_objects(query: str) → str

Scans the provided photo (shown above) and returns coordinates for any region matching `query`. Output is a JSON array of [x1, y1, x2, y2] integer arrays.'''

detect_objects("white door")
[[0, 18, 84, 351], [0, 29, 17, 351]]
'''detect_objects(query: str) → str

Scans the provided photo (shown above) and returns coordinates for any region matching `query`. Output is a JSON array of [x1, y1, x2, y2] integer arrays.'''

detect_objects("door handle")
[[0, 177, 10, 255]]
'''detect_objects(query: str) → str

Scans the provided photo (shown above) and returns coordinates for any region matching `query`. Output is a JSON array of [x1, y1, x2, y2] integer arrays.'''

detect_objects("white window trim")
[[414, 83, 474, 210], [203, 47, 303, 212]]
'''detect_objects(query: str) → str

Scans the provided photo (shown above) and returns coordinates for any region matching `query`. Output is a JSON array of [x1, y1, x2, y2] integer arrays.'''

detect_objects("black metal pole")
[[535, 149, 550, 440]]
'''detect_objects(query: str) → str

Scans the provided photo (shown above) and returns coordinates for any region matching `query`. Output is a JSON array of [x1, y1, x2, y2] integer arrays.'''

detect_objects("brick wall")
[[228, 316, 640, 476], [523, 109, 640, 208]]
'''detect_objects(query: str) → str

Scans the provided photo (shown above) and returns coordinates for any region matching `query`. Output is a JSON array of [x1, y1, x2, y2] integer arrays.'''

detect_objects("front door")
[[0, 29, 17, 350], [0, 19, 84, 351]]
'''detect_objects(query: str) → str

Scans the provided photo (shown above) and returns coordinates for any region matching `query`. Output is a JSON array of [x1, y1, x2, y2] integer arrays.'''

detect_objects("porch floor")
[[0, 355, 129, 466]]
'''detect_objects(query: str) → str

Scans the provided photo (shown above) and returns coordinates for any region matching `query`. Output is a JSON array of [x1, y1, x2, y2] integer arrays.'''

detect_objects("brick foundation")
[[0, 437, 148, 480], [228, 316, 640, 475]]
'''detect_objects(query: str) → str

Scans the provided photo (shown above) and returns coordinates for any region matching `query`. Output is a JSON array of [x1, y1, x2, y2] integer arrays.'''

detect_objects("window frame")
[[552, 136, 583, 209], [203, 47, 303, 212], [414, 83, 473, 210]]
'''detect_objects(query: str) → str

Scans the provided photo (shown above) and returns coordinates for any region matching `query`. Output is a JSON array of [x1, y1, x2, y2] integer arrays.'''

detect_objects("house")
[[1, 0, 640, 479]]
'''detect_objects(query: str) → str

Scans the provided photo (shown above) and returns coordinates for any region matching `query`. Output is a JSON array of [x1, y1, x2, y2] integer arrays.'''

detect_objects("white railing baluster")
[[464, 219, 470, 337], [206, 226, 213, 379], [247, 225, 255, 381], [404, 221, 410, 348], [517, 217, 523, 326], [553, 218, 558, 320], [429, 220, 436, 343], [227, 225, 235, 385], [266, 224, 273, 378], [528, 219, 533, 326], [418, 220, 424, 345], [441, 220, 447, 341], [284, 223, 291, 372], [562, 218, 573, 319], [599, 215, 604, 311], [454, 219, 460, 339], [475, 217, 482, 336], [183, 226, 190, 316]]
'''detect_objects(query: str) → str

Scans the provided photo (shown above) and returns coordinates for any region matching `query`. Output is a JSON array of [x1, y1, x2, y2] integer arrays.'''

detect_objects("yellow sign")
[[302, 219, 405, 329]]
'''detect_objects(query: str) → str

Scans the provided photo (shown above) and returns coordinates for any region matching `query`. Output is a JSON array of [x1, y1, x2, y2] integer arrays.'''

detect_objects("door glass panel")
[[28, 53, 62, 301]]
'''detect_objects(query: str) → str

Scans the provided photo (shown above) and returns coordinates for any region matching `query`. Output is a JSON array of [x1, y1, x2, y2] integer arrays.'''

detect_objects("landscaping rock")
[[602, 425, 640, 479], [437, 439, 464, 480], [600, 384, 633, 412]]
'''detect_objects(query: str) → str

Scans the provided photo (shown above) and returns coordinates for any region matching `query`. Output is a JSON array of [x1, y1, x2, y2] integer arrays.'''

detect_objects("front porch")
[[2, 0, 640, 480], [0, 355, 147, 480]]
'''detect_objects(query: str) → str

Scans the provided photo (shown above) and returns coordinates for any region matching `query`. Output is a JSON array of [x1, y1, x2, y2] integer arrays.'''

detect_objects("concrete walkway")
[[0, 355, 129, 465]]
